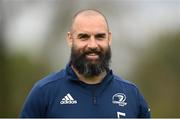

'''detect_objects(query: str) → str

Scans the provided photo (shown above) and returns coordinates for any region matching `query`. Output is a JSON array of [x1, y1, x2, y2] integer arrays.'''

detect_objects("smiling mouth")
[[86, 53, 99, 59]]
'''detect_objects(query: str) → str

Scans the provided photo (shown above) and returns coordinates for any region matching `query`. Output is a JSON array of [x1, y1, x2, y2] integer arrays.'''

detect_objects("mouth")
[[86, 53, 99, 60]]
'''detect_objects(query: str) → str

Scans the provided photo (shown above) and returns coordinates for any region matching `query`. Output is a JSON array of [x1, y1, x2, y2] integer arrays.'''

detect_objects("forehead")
[[72, 14, 108, 33]]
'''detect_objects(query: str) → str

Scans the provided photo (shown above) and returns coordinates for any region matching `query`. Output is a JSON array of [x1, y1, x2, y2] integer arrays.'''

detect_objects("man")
[[20, 9, 150, 118]]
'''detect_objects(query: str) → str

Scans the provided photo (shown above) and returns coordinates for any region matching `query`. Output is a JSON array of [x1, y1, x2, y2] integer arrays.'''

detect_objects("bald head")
[[70, 9, 109, 32]]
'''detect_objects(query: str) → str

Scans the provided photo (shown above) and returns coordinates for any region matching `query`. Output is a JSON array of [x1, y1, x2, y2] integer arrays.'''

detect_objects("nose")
[[87, 36, 98, 49]]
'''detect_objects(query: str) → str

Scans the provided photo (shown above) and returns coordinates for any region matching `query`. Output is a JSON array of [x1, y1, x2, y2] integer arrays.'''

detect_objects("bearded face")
[[68, 10, 112, 77], [70, 44, 111, 78]]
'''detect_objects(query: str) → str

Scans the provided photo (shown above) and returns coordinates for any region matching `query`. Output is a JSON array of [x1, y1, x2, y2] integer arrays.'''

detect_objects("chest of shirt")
[[43, 81, 139, 118]]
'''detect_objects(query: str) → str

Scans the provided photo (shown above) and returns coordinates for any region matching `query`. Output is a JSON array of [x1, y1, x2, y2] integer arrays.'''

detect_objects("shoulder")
[[20, 70, 66, 117], [113, 74, 138, 89], [112, 74, 142, 97], [34, 69, 66, 89]]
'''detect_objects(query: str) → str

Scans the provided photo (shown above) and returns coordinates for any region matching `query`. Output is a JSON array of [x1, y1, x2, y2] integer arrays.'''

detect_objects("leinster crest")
[[112, 93, 127, 106]]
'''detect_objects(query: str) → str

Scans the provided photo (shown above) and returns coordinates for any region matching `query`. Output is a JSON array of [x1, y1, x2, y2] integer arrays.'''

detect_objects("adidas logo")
[[60, 93, 77, 104]]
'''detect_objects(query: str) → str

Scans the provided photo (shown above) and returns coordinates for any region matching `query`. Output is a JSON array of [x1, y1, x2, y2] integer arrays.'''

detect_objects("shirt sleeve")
[[20, 83, 46, 118], [137, 88, 151, 118]]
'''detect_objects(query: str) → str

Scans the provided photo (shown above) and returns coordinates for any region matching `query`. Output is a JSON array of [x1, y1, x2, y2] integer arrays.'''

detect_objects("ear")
[[67, 32, 73, 48], [108, 31, 112, 45]]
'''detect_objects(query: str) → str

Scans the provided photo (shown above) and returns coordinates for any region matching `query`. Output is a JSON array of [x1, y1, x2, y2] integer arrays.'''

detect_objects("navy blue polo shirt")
[[20, 63, 150, 118]]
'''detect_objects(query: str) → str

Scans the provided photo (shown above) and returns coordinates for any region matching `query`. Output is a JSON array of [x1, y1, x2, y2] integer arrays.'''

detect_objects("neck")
[[71, 65, 107, 84]]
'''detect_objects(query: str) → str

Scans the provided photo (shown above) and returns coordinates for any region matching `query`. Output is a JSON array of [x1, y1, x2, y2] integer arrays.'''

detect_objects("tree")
[[132, 31, 180, 117]]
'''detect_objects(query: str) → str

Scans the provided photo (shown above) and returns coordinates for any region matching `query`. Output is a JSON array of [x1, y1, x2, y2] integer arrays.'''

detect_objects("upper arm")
[[20, 84, 46, 117], [136, 88, 151, 118]]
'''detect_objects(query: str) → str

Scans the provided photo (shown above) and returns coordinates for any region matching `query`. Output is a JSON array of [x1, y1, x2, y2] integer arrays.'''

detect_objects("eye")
[[77, 33, 90, 41], [95, 33, 106, 40]]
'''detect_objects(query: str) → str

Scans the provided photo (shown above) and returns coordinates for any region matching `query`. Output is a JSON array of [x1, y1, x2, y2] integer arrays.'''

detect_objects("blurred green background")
[[0, 0, 180, 117]]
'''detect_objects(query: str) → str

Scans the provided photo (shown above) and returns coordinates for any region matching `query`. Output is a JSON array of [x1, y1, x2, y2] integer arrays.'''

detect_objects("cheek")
[[72, 43, 85, 54], [97, 42, 109, 50], [73, 40, 87, 49]]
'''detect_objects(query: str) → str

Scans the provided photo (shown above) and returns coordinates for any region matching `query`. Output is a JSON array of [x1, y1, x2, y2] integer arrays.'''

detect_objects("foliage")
[[0, 54, 51, 117], [132, 31, 180, 117]]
